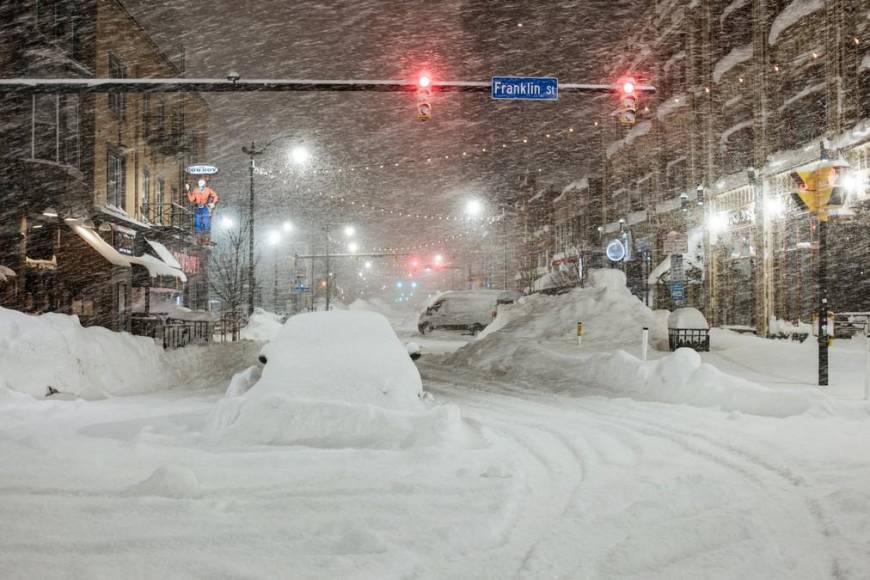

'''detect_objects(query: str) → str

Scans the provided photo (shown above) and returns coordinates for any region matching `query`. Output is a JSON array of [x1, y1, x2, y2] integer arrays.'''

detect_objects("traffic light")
[[417, 73, 432, 121], [618, 78, 638, 125]]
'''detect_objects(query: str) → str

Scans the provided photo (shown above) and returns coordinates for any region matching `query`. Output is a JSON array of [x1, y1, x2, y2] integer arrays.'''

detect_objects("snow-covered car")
[[255, 310, 423, 407], [417, 289, 520, 335]]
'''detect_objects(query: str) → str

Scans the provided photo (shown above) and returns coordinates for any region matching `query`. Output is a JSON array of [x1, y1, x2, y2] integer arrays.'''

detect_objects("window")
[[667, 158, 688, 194], [142, 93, 150, 134], [32, 94, 58, 161], [107, 146, 126, 208], [61, 94, 80, 167], [108, 54, 126, 118], [142, 168, 151, 219], [156, 178, 165, 224]]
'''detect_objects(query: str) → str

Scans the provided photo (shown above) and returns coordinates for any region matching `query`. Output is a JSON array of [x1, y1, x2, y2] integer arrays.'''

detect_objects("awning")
[[130, 254, 187, 282], [71, 223, 131, 268], [146, 240, 182, 270], [0, 265, 16, 283], [71, 224, 186, 281]]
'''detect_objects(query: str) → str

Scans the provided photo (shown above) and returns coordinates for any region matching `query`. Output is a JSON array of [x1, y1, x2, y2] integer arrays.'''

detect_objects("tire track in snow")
[[422, 363, 846, 579]]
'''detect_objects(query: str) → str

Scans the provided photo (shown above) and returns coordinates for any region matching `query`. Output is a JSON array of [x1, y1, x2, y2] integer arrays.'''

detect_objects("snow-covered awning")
[[0, 265, 16, 283], [71, 223, 132, 268], [130, 254, 187, 282], [648, 254, 673, 284], [146, 240, 182, 270]]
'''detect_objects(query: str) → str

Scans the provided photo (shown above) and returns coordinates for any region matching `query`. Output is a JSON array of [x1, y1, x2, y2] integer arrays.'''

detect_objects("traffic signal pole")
[[818, 217, 829, 386], [0, 78, 657, 95]]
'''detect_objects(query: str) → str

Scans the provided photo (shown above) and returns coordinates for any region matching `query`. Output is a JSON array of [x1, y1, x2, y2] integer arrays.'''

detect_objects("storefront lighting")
[[765, 196, 786, 218], [42, 207, 58, 218], [708, 212, 729, 234]]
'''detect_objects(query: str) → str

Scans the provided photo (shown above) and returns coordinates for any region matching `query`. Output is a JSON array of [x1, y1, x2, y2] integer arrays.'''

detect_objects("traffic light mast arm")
[[0, 77, 656, 94]]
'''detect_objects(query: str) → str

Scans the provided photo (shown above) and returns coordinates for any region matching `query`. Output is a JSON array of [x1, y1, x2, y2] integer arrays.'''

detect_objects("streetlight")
[[242, 136, 311, 315], [465, 199, 484, 217], [219, 215, 234, 229], [343, 225, 356, 238], [282, 220, 294, 233], [347, 241, 359, 253]]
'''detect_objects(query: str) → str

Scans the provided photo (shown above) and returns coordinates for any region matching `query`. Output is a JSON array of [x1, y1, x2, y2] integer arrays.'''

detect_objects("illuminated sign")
[[606, 239, 626, 262], [185, 164, 219, 175]]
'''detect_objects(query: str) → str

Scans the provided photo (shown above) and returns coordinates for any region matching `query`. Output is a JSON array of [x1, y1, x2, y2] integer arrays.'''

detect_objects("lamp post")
[[240, 138, 310, 316]]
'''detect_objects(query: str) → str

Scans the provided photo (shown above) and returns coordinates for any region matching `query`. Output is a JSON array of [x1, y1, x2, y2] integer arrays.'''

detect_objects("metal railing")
[[137, 202, 194, 232], [132, 316, 213, 349]]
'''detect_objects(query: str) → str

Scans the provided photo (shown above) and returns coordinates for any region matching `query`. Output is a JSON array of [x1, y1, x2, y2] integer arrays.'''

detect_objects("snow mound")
[[584, 348, 829, 417], [669, 307, 708, 329], [210, 311, 466, 448], [240, 308, 283, 342], [209, 396, 464, 449], [468, 269, 669, 352], [225, 365, 261, 397], [124, 465, 202, 499], [0, 307, 171, 399]]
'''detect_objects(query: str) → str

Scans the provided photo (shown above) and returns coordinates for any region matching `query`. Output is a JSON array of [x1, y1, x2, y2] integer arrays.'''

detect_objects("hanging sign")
[[185, 164, 219, 175]]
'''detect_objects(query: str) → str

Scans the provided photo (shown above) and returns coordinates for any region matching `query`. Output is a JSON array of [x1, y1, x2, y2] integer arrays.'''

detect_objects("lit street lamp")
[[241, 137, 311, 315]]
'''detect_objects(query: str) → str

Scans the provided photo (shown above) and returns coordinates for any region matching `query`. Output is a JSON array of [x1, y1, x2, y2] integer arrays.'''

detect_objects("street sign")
[[290, 285, 311, 294], [669, 281, 686, 305], [185, 164, 219, 175], [491, 76, 558, 101]]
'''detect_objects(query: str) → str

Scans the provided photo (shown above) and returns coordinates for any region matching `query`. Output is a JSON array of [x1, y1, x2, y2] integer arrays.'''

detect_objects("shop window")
[[667, 157, 688, 195]]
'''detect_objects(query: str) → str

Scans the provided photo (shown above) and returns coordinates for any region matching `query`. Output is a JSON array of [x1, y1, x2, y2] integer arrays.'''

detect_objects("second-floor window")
[[108, 53, 126, 119], [31, 94, 80, 167], [156, 178, 165, 224], [107, 146, 126, 208], [142, 168, 151, 218]]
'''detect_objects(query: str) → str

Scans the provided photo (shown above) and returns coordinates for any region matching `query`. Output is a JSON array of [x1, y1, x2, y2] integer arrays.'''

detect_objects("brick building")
[[509, 0, 868, 334], [0, 0, 211, 333]]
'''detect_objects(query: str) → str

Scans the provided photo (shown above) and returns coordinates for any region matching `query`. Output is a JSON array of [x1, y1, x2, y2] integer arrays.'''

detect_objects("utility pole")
[[502, 206, 508, 290], [241, 141, 263, 316], [273, 244, 279, 313]]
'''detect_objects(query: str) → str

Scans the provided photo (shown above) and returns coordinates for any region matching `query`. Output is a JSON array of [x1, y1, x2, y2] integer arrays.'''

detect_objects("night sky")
[[128, 0, 645, 251]]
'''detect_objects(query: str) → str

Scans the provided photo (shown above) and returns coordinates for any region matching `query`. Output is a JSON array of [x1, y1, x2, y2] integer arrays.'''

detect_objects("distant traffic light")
[[417, 73, 432, 121], [618, 77, 638, 125]]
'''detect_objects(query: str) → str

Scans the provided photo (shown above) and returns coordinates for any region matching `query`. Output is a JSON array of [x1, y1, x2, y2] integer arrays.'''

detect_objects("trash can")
[[668, 307, 710, 352]]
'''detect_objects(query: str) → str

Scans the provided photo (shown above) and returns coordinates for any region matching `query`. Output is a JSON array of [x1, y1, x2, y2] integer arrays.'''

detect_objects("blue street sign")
[[669, 281, 686, 305], [491, 76, 558, 101], [291, 286, 311, 295]]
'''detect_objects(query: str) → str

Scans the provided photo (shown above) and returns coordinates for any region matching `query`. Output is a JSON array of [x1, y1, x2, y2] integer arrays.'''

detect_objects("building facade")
[[0, 0, 211, 333], [507, 0, 868, 335]]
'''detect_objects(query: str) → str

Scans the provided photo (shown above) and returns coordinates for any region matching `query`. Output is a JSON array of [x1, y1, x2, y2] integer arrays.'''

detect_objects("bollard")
[[641, 327, 649, 361], [577, 321, 583, 348]]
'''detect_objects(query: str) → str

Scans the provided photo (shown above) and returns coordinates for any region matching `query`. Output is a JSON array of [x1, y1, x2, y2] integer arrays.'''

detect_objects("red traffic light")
[[418, 74, 431, 89], [622, 80, 635, 95]]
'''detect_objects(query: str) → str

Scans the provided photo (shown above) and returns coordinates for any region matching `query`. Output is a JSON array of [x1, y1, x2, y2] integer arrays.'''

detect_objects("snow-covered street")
[[3, 320, 870, 579]]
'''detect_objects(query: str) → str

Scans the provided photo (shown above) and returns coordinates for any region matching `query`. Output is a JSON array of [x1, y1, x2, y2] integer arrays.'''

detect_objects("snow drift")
[[210, 311, 466, 448], [448, 270, 829, 418], [239, 307, 284, 342], [0, 307, 171, 399]]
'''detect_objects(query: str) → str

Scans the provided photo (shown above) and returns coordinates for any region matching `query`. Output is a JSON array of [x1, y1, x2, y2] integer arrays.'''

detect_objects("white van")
[[417, 290, 521, 335]]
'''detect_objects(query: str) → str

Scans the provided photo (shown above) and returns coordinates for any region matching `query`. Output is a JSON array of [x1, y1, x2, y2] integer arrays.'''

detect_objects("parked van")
[[417, 290, 521, 335]]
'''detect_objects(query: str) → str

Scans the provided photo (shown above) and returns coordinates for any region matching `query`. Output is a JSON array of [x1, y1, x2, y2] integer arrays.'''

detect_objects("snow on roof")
[[0, 265, 15, 277], [768, 0, 824, 45], [553, 178, 589, 203], [862, 54, 870, 71], [147, 240, 182, 270], [668, 307, 709, 329], [656, 94, 689, 121], [130, 254, 187, 282], [720, 0, 750, 22], [606, 121, 652, 158], [779, 81, 826, 111], [101, 203, 151, 229], [720, 119, 753, 144], [713, 44, 753, 83], [71, 223, 131, 268]]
